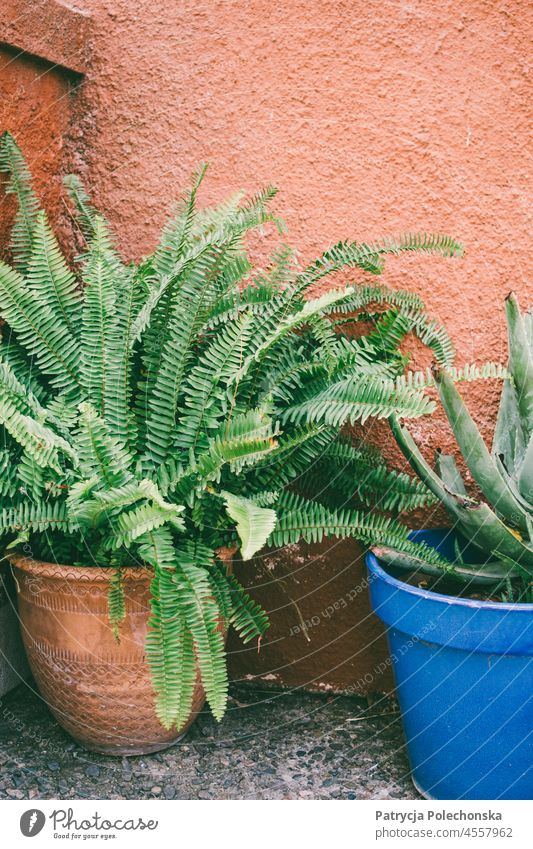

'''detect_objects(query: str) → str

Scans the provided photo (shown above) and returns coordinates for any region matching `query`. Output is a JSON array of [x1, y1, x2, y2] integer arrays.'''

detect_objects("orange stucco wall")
[[2, 0, 532, 693]]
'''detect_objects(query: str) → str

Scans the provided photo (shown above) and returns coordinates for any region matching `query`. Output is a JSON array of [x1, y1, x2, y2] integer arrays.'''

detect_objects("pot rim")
[[367, 527, 533, 612], [6, 553, 153, 582], [367, 551, 533, 612]]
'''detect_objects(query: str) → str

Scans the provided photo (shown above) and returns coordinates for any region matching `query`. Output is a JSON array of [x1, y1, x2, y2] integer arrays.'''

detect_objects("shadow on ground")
[[0, 681, 419, 800]]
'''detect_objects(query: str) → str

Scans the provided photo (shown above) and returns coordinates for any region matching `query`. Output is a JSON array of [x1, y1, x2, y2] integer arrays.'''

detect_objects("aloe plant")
[[0, 131, 463, 727], [377, 293, 533, 599]]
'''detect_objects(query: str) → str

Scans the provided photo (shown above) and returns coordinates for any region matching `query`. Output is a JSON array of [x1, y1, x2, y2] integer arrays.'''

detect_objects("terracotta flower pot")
[[9, 555, 207, 755]]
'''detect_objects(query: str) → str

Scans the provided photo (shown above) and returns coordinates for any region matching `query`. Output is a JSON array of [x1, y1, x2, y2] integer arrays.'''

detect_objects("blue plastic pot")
[[366, 529, 533, 800]]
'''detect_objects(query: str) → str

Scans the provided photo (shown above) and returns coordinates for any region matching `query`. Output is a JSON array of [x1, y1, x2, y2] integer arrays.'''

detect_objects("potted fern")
[[367, 293, 533, 799], [0, 132, 461, 754]]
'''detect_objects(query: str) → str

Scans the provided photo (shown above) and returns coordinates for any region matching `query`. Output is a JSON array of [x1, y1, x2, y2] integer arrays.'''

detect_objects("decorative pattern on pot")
[[10, 555, 206, 755]]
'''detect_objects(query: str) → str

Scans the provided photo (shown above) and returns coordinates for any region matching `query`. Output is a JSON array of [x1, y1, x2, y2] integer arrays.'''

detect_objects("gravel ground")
[[0, 681, 419, 800]]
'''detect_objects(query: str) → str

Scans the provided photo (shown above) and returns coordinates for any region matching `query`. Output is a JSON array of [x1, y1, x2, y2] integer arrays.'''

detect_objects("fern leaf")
[[367, 309, 413, 353], [301, 441, 438, 512], [107, 501, 185, 549], [75, 402, 133, 488], [269, 491, 451, 566], [246, 425, 336, 493], [0, 327, 48, 403], [63, 174, 99, 243], [206, 561, 234, 625], [232, 287, 357, 387], [152, 163, 208, 277], [290, 241, 384, 299], [396, 362, 508, 391], [175, 313, 254, 451], [0, 500, 76, 536], [140, 528, 197, 729], [27, 210, 82, 336], [142, 243, 240, 466], [0, 132, 41, 273], [221, 491, 277, 560], [327, 282, 425, 316], [0, 355, 47, 420], [226, 573, 270, 643], [160, 409, 277, 498], [291, 234, 462, 300], [0, 261, 81, 397], [102, 269, 144, 452], [79, 219, 119, 414], [173, 548, 228, 721], [0, 395, 77, 472], [282, 374, 435, 427], [108, 568, 126, 641]]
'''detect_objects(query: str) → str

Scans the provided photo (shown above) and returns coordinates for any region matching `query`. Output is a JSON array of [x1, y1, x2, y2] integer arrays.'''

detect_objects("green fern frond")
[[282, 375, 435, 428], [206, 561, 234, 625], [0, 448, 22, 499], [221, 490, 277, 561], [152, 163, 208, 278], [75, 402, 133, 488], [302, 441, 437, 512], [69, 478, 176, 526], [246, 425, 336, 493], [159, 409, 277, 498], [203, 280, 285, 331], [108, 568, 126, 641], [0, 327, 48, 403], [405, 309, 455, 366], [141, 528, 197, 729], [79, 218, 120, 414], [226, 573, 270, 643], [107, 501, 185, 549], [232, 287, 357, 386], [175, 313, 254, 451], [63, 174, 99, 244], [289, 234, 462, 302], [171, 542, 228, 721], [362, 232, 464, 259], [396, 362, 508, 391], [290, 242, 384, 300], [0, 261, 81, 397], [141, 242, 235, 466], [102, 269, 144, 452], [327, 286, 456, 366], [28, 211, 82, 335], [251, 243, 297, 291], [328, 282, 425, 316], [0, 150, 465, 730], [0, 356, 47, 420], [367, 309, 413, 353], [0, 132, 41, 273], [0, 500, 76, 536], [0, 396, 77, 472], [269, 491, 450, 566]]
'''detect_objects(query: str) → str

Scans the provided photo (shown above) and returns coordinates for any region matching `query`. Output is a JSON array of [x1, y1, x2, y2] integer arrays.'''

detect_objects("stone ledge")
[[0, 0, 90, 75]]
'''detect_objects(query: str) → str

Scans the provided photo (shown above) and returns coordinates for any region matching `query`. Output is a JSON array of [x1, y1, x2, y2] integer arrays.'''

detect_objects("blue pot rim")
[[367, 549, 533, 613], [367, 528, 533, 654]]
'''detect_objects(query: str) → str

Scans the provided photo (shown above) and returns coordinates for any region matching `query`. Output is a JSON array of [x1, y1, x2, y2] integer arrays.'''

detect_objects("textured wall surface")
[[0, 0, 90, 74], [0, 45, 79, 254], [0, 0, 89, 254], [3, 0, 533, 693]]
